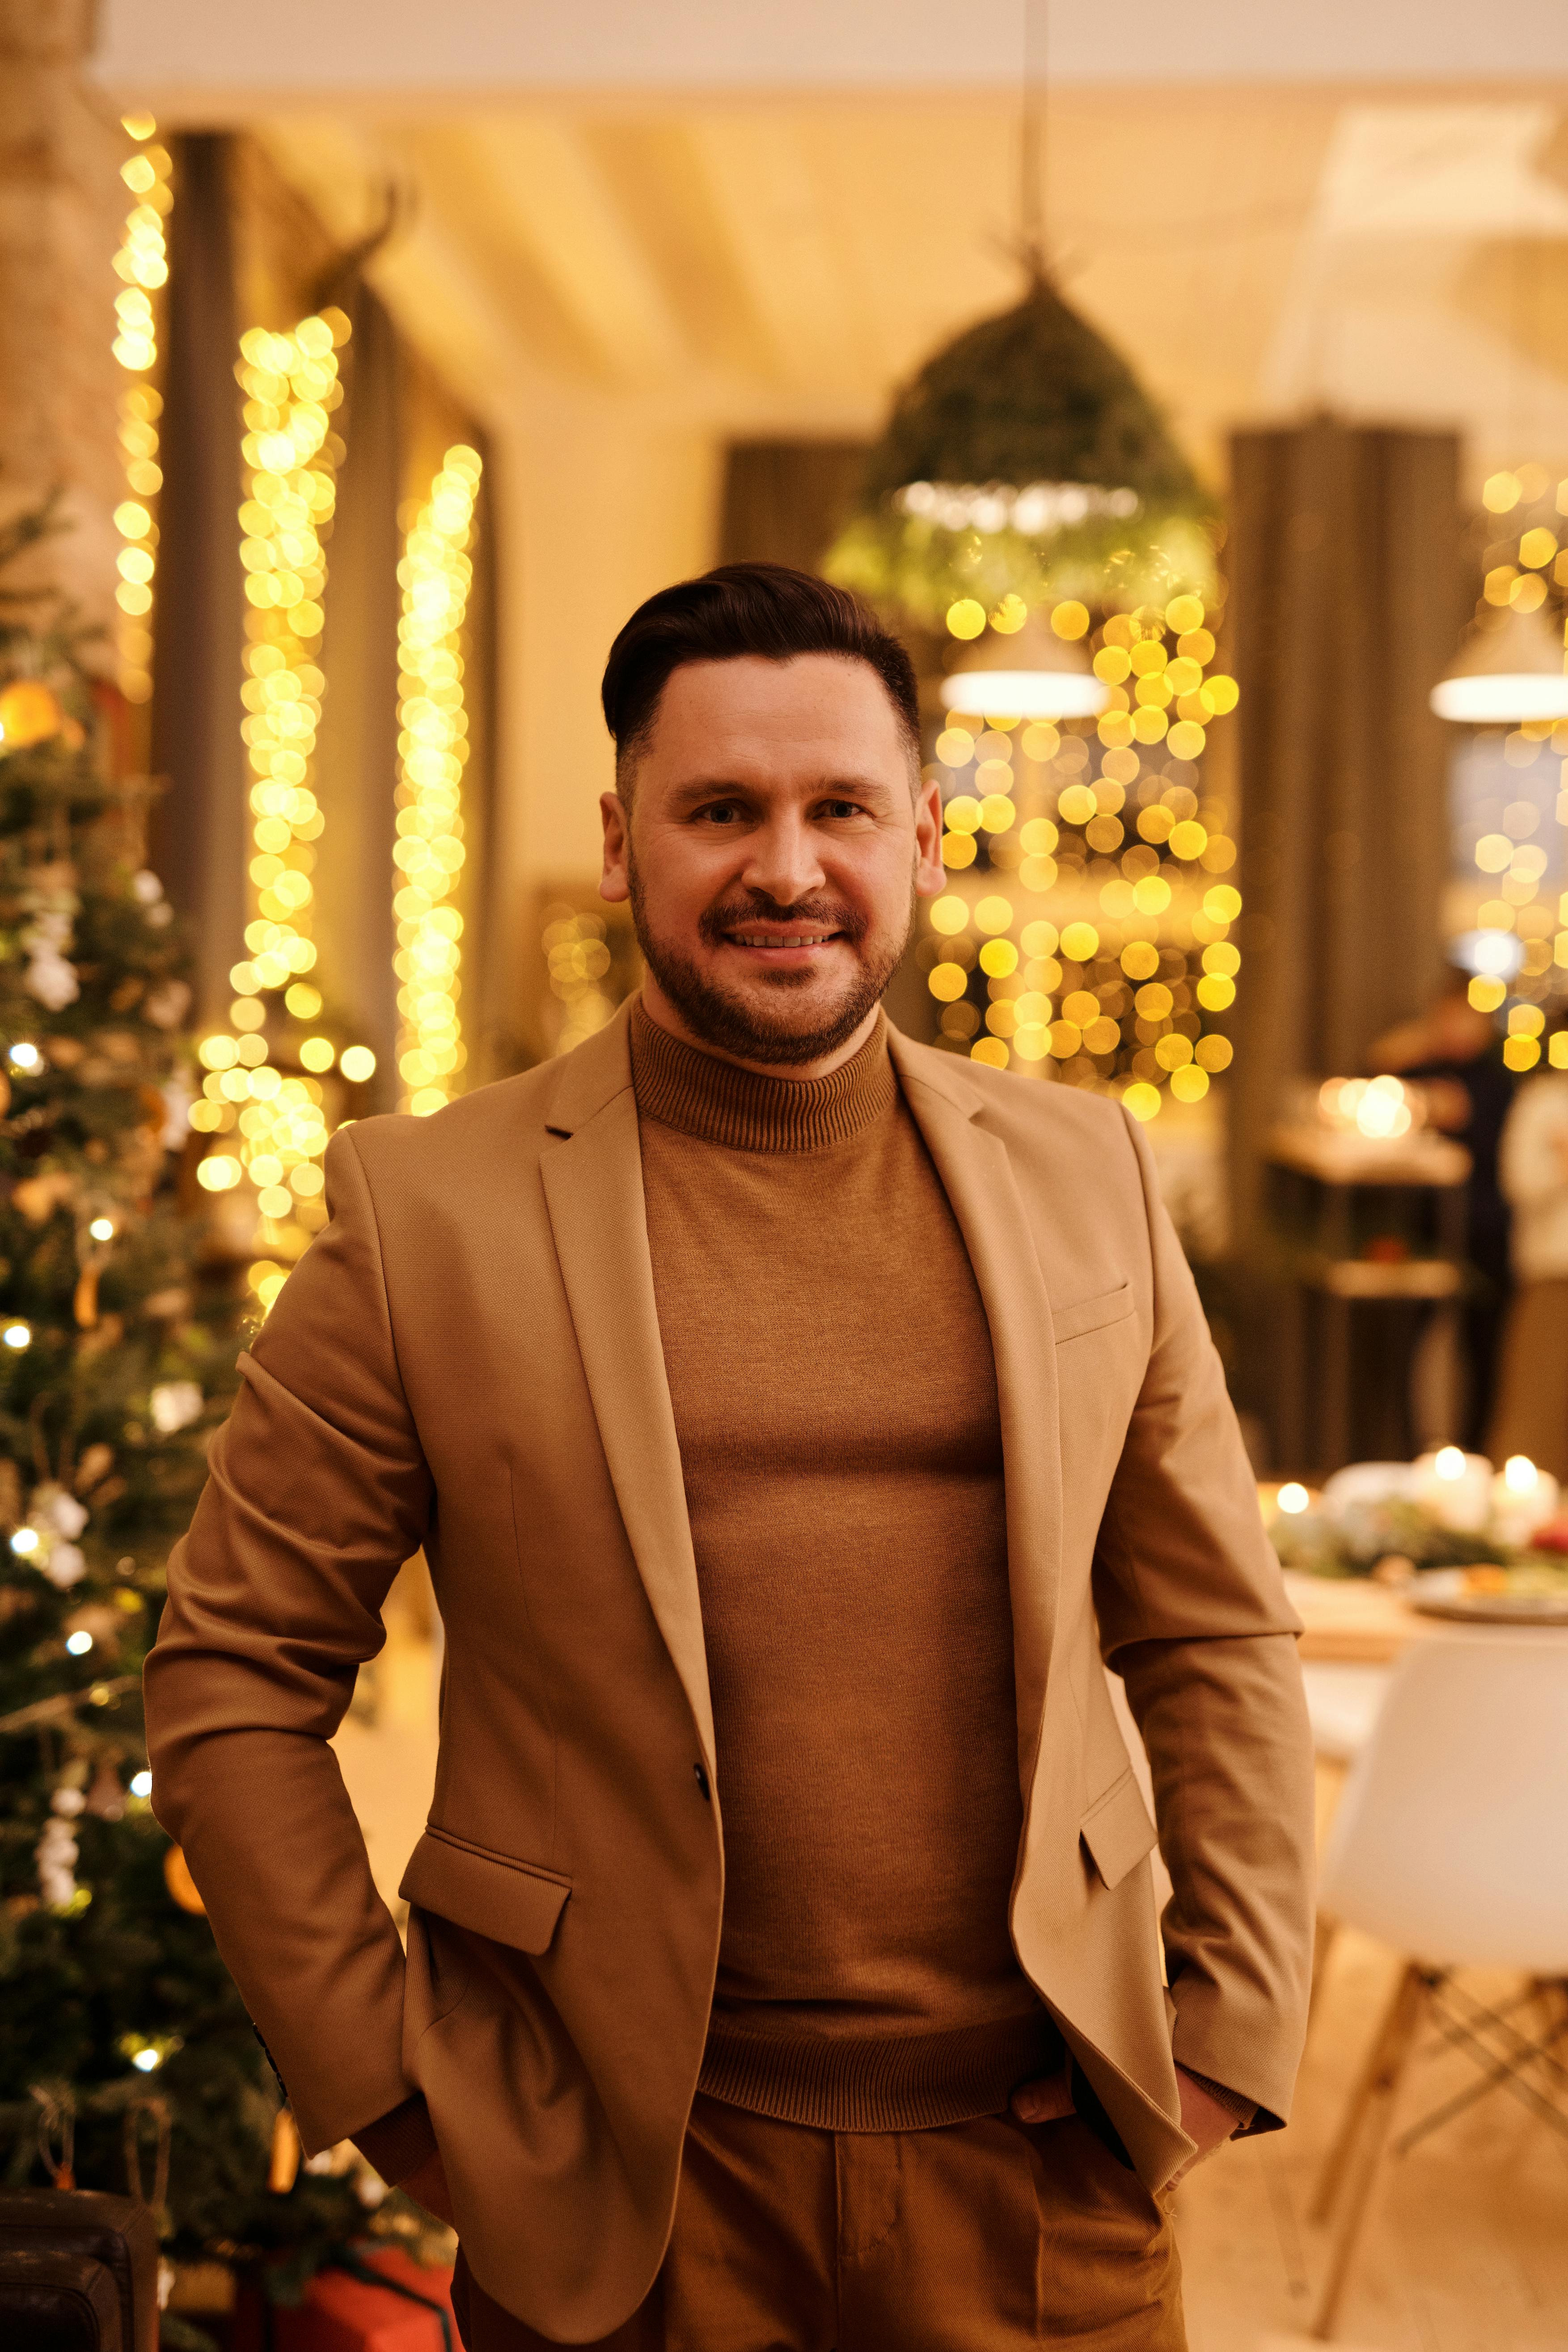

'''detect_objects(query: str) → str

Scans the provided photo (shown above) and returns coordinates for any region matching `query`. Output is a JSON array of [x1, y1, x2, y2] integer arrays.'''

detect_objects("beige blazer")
[[144, 1004, 1314, 2342]]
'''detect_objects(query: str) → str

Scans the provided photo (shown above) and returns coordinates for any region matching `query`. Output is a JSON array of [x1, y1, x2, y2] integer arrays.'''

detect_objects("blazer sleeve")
[[143, 1127, 434, 2156], [1090, 1108, 1316, 2132]]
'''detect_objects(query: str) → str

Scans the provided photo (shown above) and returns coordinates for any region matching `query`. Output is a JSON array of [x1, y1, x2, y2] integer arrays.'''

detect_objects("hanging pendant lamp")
[[828, 0, 1216, 718], [938, 608, 1107, 721], [1430, 600, 1568, 724], [824, 268, 1217, 646]]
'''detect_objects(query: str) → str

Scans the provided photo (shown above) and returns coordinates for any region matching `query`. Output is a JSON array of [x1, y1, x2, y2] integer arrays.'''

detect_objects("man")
[[145, 564, 1315, 2350]]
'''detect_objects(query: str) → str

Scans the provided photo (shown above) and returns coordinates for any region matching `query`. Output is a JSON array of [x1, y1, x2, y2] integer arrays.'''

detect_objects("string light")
[[1445, 465, 1568, 1066], [110, 117, 170, 708], [188, 312, 351, 1316], [232, 309, 346, 994], [929, 593, 1242, 1115], [393, 446, 482, 1114]]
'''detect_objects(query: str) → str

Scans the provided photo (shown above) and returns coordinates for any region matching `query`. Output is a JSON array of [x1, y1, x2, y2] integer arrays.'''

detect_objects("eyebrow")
[[666, 773, 899, 811]]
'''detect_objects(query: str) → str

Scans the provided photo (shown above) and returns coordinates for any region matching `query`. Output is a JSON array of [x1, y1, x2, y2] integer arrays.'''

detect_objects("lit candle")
[[1257, 1480, 1321, 1529], [1490, 1454, 1561, 1549], [1411, 1446, 1494, 1534]]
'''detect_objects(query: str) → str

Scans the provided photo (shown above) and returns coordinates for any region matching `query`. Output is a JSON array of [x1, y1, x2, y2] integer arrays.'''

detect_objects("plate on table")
[[1411, 1567, 1568, 1625]]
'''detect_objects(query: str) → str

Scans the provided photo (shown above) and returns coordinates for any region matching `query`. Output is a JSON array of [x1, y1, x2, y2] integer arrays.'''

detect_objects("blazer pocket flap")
[[1080, 1771, 1158, 1891], [1053, 1281, 1134, 1345], [399, 1827, 571, 1954]]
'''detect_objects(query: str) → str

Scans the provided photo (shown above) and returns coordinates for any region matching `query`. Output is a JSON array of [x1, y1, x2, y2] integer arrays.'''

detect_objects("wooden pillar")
[[1225, 416, 1469, 1464], [147, 134, 248, 1021], [1227, 416, 1467, 1253]]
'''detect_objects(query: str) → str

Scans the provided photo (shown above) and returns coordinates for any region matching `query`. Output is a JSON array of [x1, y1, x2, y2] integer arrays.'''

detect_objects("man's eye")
[[823, 800, 863, 821], [698, 803, 742, 825]]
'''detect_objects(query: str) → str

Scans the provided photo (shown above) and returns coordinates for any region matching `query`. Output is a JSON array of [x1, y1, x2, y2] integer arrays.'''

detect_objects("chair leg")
[[1310, 1962, 1426, 2341], [1306, 1914, 1339, 2039], [1309, 1957, 1421, 2222]]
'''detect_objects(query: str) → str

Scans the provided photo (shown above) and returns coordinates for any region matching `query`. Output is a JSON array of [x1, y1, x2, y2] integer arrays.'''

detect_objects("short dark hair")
[[600, 562, 920, 782]]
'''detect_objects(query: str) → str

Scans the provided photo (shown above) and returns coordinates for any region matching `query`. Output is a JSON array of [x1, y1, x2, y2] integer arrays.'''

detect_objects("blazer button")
[[693, 1762, 711, 1801]]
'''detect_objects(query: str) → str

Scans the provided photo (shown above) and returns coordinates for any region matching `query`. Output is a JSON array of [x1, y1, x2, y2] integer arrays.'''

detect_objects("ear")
[[912, 769, 946, 900], [600, 791, 630, 904]]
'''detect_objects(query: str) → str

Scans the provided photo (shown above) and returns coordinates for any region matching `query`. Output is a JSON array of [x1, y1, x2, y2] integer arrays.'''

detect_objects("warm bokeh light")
[[194, 309, 354, 1315], [111, 120, 171, 706], [394, 445, 482, 1115], [926, 594, 1243, 1101]]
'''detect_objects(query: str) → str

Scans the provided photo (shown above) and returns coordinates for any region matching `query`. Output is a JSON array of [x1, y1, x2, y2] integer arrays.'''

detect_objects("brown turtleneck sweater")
[[630, 998, 1057, 2132]]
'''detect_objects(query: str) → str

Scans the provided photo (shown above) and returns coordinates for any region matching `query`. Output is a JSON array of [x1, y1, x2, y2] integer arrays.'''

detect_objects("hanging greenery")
[[825, 275, 1220, 628]]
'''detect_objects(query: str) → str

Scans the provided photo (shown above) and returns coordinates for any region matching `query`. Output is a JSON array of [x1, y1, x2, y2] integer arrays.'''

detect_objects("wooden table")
[[1285, 1569, 1445, 1663], [1285, 1569, 1568, 1662]]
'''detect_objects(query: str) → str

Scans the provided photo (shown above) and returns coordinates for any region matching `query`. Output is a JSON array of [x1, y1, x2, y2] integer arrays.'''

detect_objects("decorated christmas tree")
[[0, 512, 438, 2325]]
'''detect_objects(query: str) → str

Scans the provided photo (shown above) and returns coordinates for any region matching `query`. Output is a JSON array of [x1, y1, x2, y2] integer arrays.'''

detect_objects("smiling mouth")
[[725, 929, 843, 950]]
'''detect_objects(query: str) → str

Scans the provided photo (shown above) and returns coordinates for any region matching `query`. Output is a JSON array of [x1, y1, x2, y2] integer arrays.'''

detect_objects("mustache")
[[698, 891, 867, 947]]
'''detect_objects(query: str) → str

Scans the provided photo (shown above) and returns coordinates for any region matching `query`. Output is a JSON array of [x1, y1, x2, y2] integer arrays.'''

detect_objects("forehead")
[[645, 653, 910, 779]]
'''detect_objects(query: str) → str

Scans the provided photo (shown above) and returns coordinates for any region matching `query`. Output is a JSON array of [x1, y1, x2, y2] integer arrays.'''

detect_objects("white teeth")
[[732, 933, 832, 948]]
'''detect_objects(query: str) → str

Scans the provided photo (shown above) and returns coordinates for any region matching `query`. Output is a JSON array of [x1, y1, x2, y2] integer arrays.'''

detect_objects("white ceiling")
[[232, 90, 1568, 498], [92, 7, 1568, 493], [92, 0, 1568, 102]]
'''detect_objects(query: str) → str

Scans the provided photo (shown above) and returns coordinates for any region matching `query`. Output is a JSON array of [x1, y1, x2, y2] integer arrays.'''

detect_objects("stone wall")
[[0, 0, 129, 633]]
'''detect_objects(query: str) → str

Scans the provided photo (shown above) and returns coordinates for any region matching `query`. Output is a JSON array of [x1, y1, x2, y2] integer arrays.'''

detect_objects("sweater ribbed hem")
[[630, 998, 894, 1153], [698, 2009, 1064, 2133], [1181, 2069, 1258, 2131]]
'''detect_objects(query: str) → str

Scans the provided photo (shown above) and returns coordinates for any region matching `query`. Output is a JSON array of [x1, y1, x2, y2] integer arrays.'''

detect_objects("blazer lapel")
[[890, 1031, 1065, 1790], [539, 1007, 715, 1772]]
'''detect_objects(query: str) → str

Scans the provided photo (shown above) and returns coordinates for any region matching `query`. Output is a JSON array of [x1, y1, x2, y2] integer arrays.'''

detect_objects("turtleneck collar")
[[629, 996, 895, 1153]]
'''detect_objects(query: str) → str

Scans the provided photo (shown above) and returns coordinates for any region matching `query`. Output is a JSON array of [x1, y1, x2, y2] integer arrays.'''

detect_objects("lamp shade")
[[938, 615, 1109, 720], [859, 275, 1202, 511], [939, 668, 1108, 720], [1430, 601, 1568, 724], [825, 274, 1216, 626]]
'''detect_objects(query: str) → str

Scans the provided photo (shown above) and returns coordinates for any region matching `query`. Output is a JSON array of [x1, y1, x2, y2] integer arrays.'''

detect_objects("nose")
[[741, 810, 826, 908]]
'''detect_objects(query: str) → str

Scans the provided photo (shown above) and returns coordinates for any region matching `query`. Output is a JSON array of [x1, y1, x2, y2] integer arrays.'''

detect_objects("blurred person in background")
[[1487, 1048, 1568, 1483], [1370, 977, 1514, 1446]]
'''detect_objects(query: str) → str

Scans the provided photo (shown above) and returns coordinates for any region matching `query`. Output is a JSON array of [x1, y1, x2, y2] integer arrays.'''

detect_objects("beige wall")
[[488, 391, 721, 1044]]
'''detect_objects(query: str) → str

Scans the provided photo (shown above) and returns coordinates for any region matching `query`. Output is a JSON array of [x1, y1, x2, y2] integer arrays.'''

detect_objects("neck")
[[637, 973, 883, 1082]]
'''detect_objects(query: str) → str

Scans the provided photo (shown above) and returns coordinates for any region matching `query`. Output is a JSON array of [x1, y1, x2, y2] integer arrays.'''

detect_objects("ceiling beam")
[[259, 117, 541, 427], [685, 114, 877, 398], [461, 119, 689, 385]]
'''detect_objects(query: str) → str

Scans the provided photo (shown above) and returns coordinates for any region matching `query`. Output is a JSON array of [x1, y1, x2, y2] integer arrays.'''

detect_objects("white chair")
[[1302, 1661, 1388, 1765], [1307, 1632, 1568, 2338]]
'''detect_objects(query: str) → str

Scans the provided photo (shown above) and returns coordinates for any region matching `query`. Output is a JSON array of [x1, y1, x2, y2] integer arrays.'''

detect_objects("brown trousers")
[[452, 2094, 1184, 2351]]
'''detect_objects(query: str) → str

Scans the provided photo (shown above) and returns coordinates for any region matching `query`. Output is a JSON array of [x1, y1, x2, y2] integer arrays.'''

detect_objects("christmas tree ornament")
[[85, 1760, 127, 1819], [123, 2097, 172, 2217], [0, 678, 64, 749], [161, 1845, 206, 1915], [37, 1794, 83, 1907], [269, 2108, 302, 2195], [148, 1381, 203, 1435], [30, 2087, 76, 2190]]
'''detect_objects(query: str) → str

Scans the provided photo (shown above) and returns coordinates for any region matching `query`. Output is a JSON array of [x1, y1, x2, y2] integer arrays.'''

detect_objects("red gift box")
[[232, 2246, 457, 2352]]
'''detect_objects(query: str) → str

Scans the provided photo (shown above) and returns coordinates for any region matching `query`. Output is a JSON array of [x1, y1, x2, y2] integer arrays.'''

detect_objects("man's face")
[[600, 654, 944, 1070]]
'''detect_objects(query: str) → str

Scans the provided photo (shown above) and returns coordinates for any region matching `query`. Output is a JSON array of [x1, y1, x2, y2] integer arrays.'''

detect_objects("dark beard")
[[627, 866, 913, 1068]]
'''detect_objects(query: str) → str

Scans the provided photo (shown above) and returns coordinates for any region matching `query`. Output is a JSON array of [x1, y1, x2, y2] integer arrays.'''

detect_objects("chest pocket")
[[1053, 1281, 1134, 1345]]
